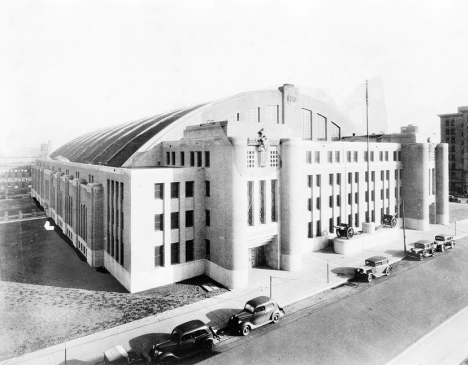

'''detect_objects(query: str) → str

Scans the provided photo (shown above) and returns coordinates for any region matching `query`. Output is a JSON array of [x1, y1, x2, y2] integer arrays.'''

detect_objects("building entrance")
[[249, 245, 265, 268]]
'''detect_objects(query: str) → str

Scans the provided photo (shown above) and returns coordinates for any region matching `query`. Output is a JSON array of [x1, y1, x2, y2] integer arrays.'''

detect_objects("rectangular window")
[[347, 151, 351, 162], [386, 170, 390, 180], [205, 210, 210, 226], [354, 151, 358, 162], [315, 151, 320, 164], [266, 105, 279, 124], [180, 152, 185, 166], [171, 151, 176, 165], [317, 114, 327, 141], [398, 151, 402, 161], [381, 189, 384, 199], [381, 171, 384, 180], [329, 196, 333, 208], [371, 190, 375, 201], [155, 245, 164, 267], [393, 151, 397, 161], [171, 242, 179, 265], [316, 197, 321, 210], [371, 171, 375, 182], [385, 151, 389, 161], [205, 151, 210, 167], [335, 151, 340, 163], [302, 108, 312, 140], [371, 151, 374, 162], [365, 191, 369, 202], [386, 188, 389, 199], [365, 171, 368, 182], [190, 152, 195, 166], [259, 180, 266, 224], [337, 173, 341, 185], [329, 218, 334, 234], [171, 182, 179, 198], [355, 213, 359, 227], [355, 192, 359, 202], [248, 181, 253, 226], [271, 180, 277, 222], [308, 175, 312, 187], [308, 198, 312, 211], [379, 151, 383, 161], [154, 214, 164, 231], [248, 107, 260, 123], [328, 151, 333, 163], [197, 151, 202, 167], [308, 222, 312, 238], [186, 240, 194, 262], [316, 220, 321, 237], [171, 212, 179, 229], [329, 174, 334, 185], [166, 152, 170, 165], [306, 151, 312, 164], [270, 150, 279, 167], [364, 151, 368, 162], [355, 172, 359, 183], [205, 239, 210, 260], [337, 195, 341, 207], [348, 172, 352, 184], [186, 210, 194, 227], [247, 151, 255, 168], [316, 175, 321, 187], [205, 180, 210, 197], [186, 181, 194, 198]]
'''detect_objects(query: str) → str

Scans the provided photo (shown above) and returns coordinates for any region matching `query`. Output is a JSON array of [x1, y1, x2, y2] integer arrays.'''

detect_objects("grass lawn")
[[0, 218, 227, 361]]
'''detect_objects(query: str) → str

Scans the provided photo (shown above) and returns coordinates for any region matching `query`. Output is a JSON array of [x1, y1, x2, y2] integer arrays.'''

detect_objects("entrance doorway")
[[249, 245, 266, 268]]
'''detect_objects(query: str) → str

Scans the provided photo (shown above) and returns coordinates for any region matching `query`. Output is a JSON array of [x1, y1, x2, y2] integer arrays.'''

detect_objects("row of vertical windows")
[[247, 180, 277, 226], [154, 182, 195, 199], [154, 210, 195, 231], [154, 239, 209, 267], [166, 151, 211, 168], [106, 179, 124, 266], [230, 106, 279, 123], [307, 150, 401, 164]]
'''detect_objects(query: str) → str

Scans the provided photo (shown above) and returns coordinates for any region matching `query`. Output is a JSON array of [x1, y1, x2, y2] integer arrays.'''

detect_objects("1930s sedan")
[[228, 296, 285, 336], [434, 234, 455, 252], [407, 240, 436, 260], [102, 345, 150, 365], [354, 256, 393, 282], [152, 320, 220, 363]]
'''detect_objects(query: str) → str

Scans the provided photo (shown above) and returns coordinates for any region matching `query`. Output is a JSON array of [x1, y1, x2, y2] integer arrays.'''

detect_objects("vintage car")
[[102, 345, 150, 365], [334, 223, 354, 239], [354, 256, 393, 282], [449, 195, 462, 203], [434, 234, 456, 252], [152, 319, 220, 363], [381, 213, 397, 228], [407, 240, 436, 260], [228, 296, 285, 336]]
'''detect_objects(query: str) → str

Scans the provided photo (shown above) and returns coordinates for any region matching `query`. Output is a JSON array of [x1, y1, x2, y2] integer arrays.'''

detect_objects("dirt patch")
[[0, 275, 227, 361]]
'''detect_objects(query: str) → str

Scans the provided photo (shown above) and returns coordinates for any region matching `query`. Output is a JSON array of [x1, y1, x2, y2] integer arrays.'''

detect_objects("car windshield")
[[170, 330, 180, 342], [365, 260, 376, 267], [435, 236, 445, 241], [244, 303, 255, 312], [415, 243, 427, 248]]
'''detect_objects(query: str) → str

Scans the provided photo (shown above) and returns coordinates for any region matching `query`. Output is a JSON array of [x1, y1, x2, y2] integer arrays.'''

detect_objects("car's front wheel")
[[385, 265, 393, 276], [367, 274, 373, 282], [272, 313, 280, 323], [242, 325, 251, 336], [441, 245, 445, 252]]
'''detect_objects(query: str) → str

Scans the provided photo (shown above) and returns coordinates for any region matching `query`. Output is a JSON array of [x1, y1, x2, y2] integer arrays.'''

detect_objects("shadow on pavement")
[[205, 308, 239, 327], [331, 267, 356, 276], [384, 249, 406, 257]]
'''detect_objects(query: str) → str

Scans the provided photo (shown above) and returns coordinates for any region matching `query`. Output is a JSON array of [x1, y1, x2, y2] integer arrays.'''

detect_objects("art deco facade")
[[32, 84, 448, 293]]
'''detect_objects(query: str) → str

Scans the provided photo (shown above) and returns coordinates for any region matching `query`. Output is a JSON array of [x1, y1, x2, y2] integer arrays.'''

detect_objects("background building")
[[439, 106, 468, 193], [0, 158, 34, 199], [32, 84, 448, 293]]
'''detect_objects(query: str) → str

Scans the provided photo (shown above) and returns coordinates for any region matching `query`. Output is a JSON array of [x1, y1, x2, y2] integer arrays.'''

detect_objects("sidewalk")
[[2, 219, 467, 365]]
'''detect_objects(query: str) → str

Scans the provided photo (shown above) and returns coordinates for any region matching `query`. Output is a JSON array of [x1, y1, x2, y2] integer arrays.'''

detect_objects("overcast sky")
[[1, 0, 467, 156]]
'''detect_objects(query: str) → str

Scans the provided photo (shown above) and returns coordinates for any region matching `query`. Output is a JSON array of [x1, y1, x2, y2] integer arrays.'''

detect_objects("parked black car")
[[228, 296, 285, 336], [434, 234, 455, 252], [407, 240, 436, 260], [152, 320, 220, 363], [334, 223, 354, 239], [102, 345, 150, 365]]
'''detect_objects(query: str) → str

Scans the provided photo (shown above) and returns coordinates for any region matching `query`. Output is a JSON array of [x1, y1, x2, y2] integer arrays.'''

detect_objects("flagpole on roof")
[[366, 80, 370, 223]]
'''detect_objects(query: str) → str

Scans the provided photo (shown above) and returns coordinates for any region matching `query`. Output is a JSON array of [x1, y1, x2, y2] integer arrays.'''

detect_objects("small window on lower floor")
[[155, 245, 164, 267], [205, 239, 210, 260], [171, 242, 179, 264]]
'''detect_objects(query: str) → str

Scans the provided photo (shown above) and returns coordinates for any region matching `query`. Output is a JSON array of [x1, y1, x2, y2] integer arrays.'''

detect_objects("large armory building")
[[32, 84, 449, 293]]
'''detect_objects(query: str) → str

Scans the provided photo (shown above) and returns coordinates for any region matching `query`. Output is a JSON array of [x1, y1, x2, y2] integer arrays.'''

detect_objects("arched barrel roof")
[[49, 103, 206, 167]]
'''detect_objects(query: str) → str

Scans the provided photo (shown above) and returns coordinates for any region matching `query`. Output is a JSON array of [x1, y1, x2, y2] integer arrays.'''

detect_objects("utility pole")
[[402, 200, 407, 254], [366, 80, 370, 222]]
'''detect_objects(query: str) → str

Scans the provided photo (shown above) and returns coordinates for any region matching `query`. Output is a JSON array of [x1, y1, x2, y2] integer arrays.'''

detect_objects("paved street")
[[191, 236, 468, 365]]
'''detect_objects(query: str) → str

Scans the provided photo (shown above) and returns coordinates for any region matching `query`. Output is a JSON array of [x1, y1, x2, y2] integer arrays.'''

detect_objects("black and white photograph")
[[1, 1, 468, 364]]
